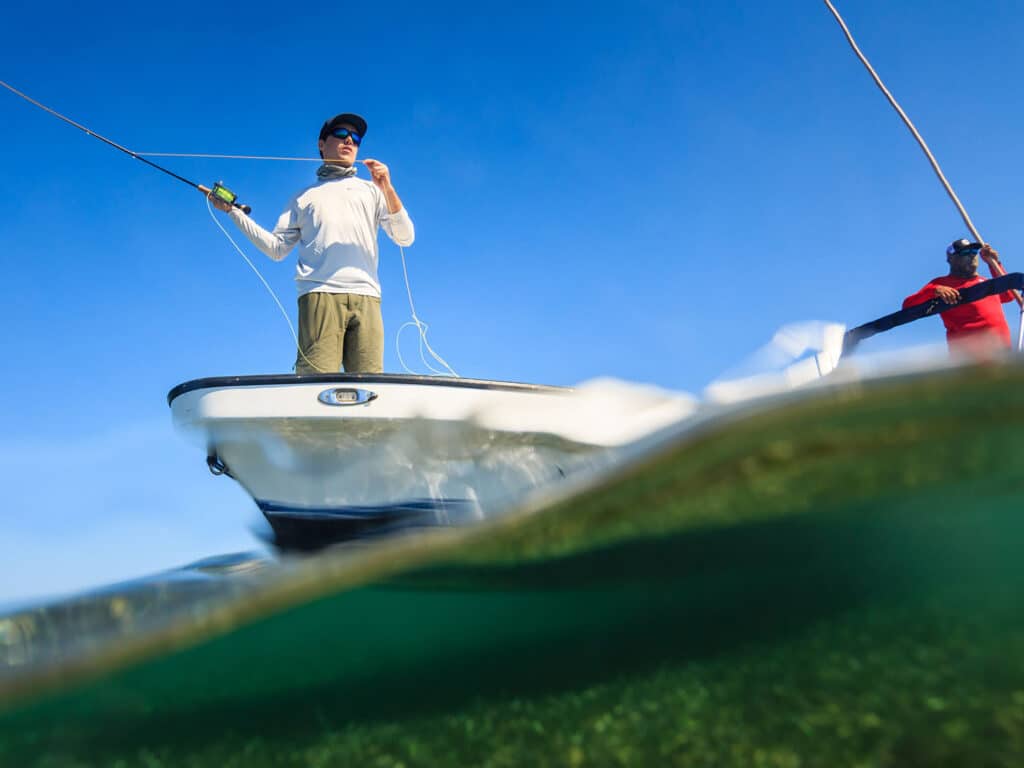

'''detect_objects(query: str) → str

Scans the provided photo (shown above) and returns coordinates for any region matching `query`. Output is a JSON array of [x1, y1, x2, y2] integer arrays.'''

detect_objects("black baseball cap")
[[319, 113, 368, 142], [946, 238, 982, 257]]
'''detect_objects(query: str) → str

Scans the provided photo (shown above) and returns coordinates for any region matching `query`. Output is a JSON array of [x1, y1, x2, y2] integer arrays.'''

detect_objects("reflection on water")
[[0, 553, 273, 674]]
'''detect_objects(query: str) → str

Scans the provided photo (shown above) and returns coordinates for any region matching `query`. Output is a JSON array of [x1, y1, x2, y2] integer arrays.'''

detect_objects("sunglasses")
[[330, 127, 362, 146]]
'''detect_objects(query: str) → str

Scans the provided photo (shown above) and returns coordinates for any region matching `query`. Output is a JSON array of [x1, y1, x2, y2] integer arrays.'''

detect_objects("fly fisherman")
[[208, 113, 415, 373], [902, 239, 1014, 354]]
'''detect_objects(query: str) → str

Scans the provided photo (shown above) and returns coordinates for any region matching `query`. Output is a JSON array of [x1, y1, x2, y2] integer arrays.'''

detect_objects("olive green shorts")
[[295, 292, 384, 374]]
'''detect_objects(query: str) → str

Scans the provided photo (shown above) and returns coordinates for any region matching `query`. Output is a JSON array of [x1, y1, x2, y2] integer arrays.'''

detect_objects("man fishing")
[[209, 113, 415, 374], [902, 239, 1014, 353]]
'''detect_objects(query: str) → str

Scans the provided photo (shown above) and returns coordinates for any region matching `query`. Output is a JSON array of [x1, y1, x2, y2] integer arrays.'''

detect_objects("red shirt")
[[903, 274, 1014, 348]]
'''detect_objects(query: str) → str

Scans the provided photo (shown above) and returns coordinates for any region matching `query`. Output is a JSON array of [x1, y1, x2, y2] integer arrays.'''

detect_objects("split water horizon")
[[3, 359, 1024, 765]]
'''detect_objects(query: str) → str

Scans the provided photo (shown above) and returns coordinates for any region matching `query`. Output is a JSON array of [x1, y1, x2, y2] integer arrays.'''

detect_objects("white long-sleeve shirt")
[[227, 176, 414, 298]]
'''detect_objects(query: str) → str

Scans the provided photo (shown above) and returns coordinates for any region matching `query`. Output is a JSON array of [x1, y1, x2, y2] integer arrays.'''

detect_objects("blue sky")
[[2, 0, 1022, 602]]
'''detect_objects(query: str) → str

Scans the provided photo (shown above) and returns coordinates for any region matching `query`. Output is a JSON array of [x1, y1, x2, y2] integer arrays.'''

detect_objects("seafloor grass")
[[8, 571, 1024, 767], [189, 592, 1024, 768], [3, 362, 1024, 766]]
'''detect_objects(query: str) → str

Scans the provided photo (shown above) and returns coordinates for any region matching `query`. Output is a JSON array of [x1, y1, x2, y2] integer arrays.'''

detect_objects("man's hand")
[[362, 159, 392, 191], [980, 243, 1001, 265], [935, 285, 960, 304], [363, 158, 404, 214], [207, 191, 233, 213]]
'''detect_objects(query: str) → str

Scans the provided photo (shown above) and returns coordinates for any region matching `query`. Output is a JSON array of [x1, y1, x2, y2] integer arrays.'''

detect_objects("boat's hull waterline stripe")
[[255, 498, 473, 520], [256, 497, 476, 551], [842, 272, 1024, 355]]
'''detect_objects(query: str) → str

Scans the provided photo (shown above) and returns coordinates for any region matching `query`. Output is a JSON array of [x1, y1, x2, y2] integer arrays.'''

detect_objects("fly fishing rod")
[[0, 78, 251, 214], [823, 0, 1024, 329]]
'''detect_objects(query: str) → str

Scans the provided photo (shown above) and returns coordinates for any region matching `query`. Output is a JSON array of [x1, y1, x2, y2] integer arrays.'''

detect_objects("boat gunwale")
[[167, 373, 568, 406]]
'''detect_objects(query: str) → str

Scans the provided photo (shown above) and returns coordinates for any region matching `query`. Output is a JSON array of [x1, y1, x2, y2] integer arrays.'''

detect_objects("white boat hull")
[[169, 374, 653, 549]]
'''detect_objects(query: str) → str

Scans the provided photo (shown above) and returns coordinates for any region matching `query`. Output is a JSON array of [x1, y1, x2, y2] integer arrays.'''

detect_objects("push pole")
[[823, 0, 1024, 349]]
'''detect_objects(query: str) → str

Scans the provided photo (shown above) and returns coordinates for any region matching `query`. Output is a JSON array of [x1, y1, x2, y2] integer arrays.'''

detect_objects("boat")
[[167, 373, 695, 550], [168, 273, 1023, 551], [705, 272, 1024, 403]]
